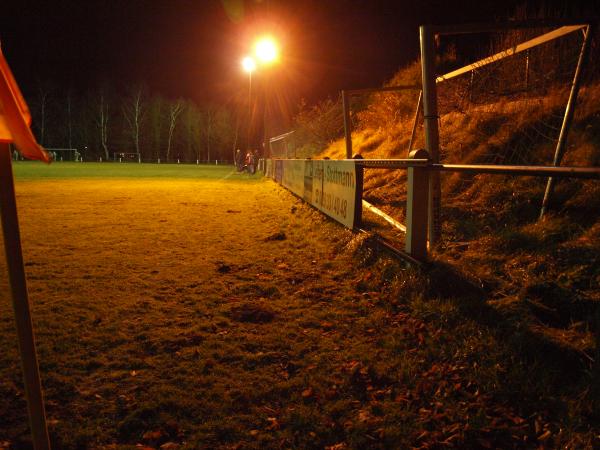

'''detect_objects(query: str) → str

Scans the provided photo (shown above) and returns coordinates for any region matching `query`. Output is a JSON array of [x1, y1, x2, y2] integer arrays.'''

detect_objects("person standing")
[[244, 150, 255, 174], [235, 149, 242, 171]]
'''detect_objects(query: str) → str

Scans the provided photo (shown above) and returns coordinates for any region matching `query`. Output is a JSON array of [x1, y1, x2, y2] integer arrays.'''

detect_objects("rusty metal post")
[[540, 25, 592, 219], [469, 70, 474, 103], [342, 90, 352, 159], [420, 25, 442, 245], [405, 149, 430, 261], [525, 49, 530, 90], [407, 90, 423, 156], [353, 154, 364, 228], [0, 144, 50, 450]]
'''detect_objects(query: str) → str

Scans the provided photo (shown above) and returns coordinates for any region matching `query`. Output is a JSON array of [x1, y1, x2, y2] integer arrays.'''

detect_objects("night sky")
[[0, 0, 588, 107]]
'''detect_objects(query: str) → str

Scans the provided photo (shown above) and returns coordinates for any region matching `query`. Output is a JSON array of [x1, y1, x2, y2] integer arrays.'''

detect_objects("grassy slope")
[[2, 164, 597, 448], [317, 61, 600, 447]]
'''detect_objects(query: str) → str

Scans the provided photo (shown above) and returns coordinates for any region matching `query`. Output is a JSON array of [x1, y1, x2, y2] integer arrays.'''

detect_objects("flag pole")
[[0, 143, 50, 450]]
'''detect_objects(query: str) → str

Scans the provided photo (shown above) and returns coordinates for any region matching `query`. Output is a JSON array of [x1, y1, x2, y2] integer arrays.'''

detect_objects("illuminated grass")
[[12, 162, 249, 181], [0, 166, 598, 448]]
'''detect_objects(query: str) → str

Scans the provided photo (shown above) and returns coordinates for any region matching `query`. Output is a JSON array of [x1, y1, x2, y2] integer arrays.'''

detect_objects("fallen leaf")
[[160, 443, 179, 450], [538, 430, 552, 441], [266, 417, 280, 430], [358, 410, 372, 422], [302, 387, 314, 398], [257, 273, 273, 280], [142, 430, 163, 441], [511, 415, 526, 425], [321, 322, 334, 330], [325, 444, 347, 450]]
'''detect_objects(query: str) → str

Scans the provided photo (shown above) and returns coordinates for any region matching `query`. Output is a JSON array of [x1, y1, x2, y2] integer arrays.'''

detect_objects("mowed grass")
[[12, 162, 245, 180], [0, 164, 598, 449]]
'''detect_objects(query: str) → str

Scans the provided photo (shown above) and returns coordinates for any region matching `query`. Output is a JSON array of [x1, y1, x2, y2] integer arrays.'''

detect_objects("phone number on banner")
[[315, 188, 348, 219]]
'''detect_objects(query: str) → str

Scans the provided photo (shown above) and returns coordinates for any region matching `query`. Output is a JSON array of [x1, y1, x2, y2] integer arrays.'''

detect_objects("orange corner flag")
[[0, 45, 50, 163]]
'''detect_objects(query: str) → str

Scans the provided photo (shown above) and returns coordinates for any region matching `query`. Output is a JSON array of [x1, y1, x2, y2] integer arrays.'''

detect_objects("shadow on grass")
[[422, 260, 595, 385]]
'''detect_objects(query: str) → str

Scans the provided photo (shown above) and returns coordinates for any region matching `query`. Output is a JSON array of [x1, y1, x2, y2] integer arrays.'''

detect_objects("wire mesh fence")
[[434, 25, 590, 246]]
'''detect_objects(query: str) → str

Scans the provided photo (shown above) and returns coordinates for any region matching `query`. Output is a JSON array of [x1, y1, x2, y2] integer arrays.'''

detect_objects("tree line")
[[25, 81, 238, 163]]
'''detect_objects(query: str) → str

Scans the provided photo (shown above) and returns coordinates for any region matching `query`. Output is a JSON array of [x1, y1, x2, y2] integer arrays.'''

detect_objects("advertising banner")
[[274, 159, 283, 182], [271, 159, 362, 229], [303, 160, 313, 203], [314, 160, 361, 229], [265, 159, 273, 178], [281, 160, 305, 198]]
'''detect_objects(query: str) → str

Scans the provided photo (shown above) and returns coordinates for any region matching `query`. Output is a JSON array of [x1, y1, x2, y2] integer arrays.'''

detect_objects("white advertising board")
[[313, 160, 360, 229], [272, 159, 362, 229], [265, 159, 273, 178], [281, 160, 305, 198]]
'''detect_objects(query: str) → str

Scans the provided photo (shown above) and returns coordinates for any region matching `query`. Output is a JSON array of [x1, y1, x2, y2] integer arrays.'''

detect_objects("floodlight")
[[254, 37, 278, 64], [241, 56, 256, 73]]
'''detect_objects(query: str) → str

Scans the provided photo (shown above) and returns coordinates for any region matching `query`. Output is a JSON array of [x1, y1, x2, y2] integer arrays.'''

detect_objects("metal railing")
[[341, 151, 600, 262]]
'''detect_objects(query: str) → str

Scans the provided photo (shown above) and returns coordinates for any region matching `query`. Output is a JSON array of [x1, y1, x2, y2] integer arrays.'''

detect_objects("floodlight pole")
[[420, 25, 442, 245], [0, 144, 50, 450], [247, 70, 252, 152]]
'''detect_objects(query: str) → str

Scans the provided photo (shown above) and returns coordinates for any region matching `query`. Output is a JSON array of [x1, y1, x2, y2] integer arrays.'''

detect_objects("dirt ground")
[[1, 170, 598, 449]]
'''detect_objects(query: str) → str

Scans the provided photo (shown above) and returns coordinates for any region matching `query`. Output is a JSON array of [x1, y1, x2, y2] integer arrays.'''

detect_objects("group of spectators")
[[235, 149, 256, 174]]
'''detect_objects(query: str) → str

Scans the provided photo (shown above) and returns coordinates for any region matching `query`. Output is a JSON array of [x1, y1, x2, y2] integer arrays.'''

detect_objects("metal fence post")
[[420, 25, 442, 246], [540, 24, 592, 219], [0, 144, 50, 450], [407, 90, 423, 156], [353, 154, 364, 228], [342, 90, 352, 159], [405, 149, 430, 261]]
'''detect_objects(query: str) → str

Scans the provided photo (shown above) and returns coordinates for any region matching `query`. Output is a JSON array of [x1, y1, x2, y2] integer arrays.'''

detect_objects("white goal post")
[[419, 20, 592, 243], [113, 152, 142, 163]]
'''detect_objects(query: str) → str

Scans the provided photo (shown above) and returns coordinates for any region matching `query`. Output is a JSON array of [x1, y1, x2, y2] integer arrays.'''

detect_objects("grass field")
[[11, 162, 245, 180], [1, 163, 598, 449]]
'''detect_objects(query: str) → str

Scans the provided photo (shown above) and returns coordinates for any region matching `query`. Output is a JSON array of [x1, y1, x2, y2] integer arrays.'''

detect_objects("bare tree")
[[96, 88, 110, 160], [89, 84, 111, 160], [200, 105, 218, 162], [212, 108, 235, 161], [166, 99, 184, 162], [292, 97, 344, 157], [34, 80, 51, 146], [122, 85, 146, 156], [232, 114, 240, 162], [181, 102, 201, 162], [147, 95, 164, 161], [66, 89, 73, 149]]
